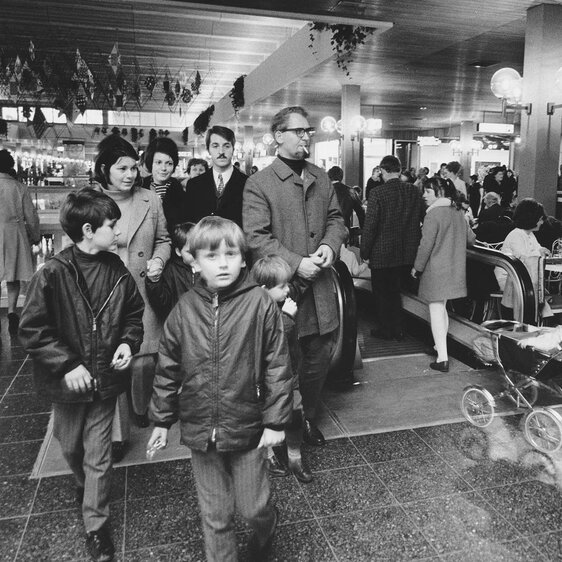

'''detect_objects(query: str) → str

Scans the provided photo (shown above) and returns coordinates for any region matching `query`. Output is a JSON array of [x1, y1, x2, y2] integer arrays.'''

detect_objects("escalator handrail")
[[468, 245, 536, 324]]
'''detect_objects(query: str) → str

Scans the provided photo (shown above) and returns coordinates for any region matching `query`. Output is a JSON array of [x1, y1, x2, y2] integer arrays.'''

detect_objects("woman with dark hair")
[[0, 149, 40, 335], [94, 136, 170, 459], [483, 166, 504, 196], [445, 161, 467, 197], [500, 197, 550, 319], [412, 177, 475, 372], [141, 137, 180, 199]]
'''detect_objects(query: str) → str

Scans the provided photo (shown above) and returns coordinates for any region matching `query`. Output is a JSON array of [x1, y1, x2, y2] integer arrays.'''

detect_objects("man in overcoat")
[[360, 155, 423, 340], [243, 106, 347, 446]]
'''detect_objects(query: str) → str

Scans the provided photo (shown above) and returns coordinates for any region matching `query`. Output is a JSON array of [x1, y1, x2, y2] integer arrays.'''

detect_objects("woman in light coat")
[[94, 136, 170, 459], [0, 149, 40, 335], [412, 177, 475, 372]]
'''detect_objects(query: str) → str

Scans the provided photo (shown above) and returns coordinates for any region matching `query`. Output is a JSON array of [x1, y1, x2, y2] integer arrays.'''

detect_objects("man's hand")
[[63, 365, 93, 393], [310, 244, 335, 268], [111, 343, 132, 371], [146, 258, 164, 282], [147, 427, 168, 459], [296, 257, 321, 281], [258, 428, 285, 448]]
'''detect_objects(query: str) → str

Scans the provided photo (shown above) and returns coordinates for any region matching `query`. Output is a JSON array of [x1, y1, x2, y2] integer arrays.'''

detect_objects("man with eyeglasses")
[[243, 106, 347, 449]]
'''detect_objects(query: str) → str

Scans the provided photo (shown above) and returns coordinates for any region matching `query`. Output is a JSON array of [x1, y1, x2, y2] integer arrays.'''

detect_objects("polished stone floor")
[[3, 308, 562, 561]]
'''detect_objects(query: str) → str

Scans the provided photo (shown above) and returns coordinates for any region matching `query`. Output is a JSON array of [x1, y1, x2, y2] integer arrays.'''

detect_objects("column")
[[518, 3, 562, 216], [459, 121, 474, 179], [341, 84, 361, 187]]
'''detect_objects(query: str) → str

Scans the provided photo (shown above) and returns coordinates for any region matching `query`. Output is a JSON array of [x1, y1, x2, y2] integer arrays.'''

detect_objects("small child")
[[145, 221, 196, 319], [19, 189, 144, 562], [147, 216, 292, 562], [251, 255, 313, 483]]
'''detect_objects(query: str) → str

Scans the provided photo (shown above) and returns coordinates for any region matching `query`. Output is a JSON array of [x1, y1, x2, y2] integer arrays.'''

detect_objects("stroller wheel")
[[461, 386, 495, 427], [523, 408, 562, 453], [505, 373, 539, 409]]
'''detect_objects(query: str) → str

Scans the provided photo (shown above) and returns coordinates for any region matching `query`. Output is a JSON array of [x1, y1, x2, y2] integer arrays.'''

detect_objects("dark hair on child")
[[513, 197, 545, 230], [187, 158, 209, 173], [0, 149, 15, 172], [60, 188, 121, 242], [189, 216, 247, 257], [423, 176, 462, 209], [171, 222, 195, 250], [251, 255, 292, 289]]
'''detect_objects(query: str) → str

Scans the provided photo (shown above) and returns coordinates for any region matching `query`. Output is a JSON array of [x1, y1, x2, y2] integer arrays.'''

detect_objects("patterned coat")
[[360, 177, 423, 269], [243, 158, 347, 337]]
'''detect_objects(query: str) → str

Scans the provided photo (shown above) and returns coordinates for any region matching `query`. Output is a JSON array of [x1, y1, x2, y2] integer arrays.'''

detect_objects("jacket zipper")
[[210, 293, 219, 444], [68, 259, 126, 393]]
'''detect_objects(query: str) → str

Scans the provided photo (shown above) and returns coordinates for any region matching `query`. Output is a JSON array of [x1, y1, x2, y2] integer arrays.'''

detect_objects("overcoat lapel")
[[127, 189, 150, 246]]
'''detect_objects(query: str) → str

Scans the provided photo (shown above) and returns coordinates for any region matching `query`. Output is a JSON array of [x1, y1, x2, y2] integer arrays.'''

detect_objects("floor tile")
[[6, 375, 35, 395], [372, 453, 472, 502], [403, 491, 519, 554], [439, 539, 545, 561], [300, 465, 393, 516], [0, 347, 28, 362], [126, 459, 195, 500], [0, 362, 23, 378], [351, 429, 432, 463], [319, 506, 436, 560], [269, 473, 315, 525], [18, 502, 124, 561], [300, 437, 366, 471], [124, 539, 206, 561], [0, 376, 13, 395], [482, 480, 562, 536], [0, 413, 49, 444], [527, 530, 562, 560], [0, 441, 42, 476], [33, 468, 126, 513], [0, 393, 51, 416], [0, 474, 39, 518], [0, 517, 26, 562], [125, 493, 202, 551]]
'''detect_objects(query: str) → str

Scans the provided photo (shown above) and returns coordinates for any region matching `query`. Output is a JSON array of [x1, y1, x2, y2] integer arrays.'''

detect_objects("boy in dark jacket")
[[147, 216, 292, 562], [251, 255, 312, 484], [145, 221, 195, 319], [19, 189, 144, 562]]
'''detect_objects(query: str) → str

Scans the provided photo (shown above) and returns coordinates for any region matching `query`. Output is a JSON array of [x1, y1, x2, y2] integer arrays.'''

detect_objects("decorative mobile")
[[108, 42, 121, 75]]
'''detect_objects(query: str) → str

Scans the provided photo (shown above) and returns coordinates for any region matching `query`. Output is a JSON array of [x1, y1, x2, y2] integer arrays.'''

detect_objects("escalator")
[[328, 245, 537, 384]]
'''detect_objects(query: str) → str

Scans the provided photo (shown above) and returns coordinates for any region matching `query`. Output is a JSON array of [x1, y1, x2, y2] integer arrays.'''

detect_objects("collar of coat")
[[427, 197, 454, 213], [192, 267, 258, 302], [271, 157, 318, 186]]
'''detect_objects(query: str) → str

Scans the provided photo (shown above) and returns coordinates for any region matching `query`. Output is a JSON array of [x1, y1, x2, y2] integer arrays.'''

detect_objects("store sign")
[[477, 123, 514, 134], [417, 136, 442, 146]]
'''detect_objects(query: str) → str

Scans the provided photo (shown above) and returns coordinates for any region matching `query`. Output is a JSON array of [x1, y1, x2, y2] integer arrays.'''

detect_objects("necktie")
[[217, 174, 224, 196]]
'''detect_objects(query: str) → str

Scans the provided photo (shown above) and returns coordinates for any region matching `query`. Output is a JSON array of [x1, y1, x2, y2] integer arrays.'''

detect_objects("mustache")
[[217, 154, 227, 159]]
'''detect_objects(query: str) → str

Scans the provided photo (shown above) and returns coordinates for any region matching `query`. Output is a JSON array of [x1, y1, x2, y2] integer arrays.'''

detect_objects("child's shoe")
[[266, 453, 289, 477], [86, 525, 114, 562]]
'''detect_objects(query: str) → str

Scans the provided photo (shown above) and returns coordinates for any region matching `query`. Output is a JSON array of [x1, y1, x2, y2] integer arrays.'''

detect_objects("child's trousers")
[[52, 396, 117, 533], [191, 446, 276, 562]]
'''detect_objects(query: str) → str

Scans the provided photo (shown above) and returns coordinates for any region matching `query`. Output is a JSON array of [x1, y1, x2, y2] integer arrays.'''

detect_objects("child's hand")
[[282, 297, 297, 318], [146, 258, 164, 282], [147, 427, 168, 457], [258, 428, 285, 449], [64, 365, 93, 393], [111, 343, 132, 371]]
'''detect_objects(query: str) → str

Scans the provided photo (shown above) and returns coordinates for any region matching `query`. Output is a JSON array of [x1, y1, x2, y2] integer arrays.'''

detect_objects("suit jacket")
[[181, 167, 247, 227], [360, 177, 423, 269], [333, 181, 365, 229], [243, 158, 347, 337]]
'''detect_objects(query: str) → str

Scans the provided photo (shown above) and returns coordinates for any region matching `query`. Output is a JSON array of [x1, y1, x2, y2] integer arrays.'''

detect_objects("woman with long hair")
[[412, 177, 475, 372]]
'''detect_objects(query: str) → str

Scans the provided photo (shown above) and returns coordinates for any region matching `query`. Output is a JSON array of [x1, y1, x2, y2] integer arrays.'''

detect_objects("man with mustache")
[[182, 125, 247, 227], [243, 106, 347, 447]]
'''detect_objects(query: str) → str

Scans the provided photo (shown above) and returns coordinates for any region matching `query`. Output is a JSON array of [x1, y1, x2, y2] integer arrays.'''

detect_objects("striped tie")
[[217, 173, 224, 196]]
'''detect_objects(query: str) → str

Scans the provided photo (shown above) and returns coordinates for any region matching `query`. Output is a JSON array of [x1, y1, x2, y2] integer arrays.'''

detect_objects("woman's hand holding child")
[[111, 343, 132, 371]]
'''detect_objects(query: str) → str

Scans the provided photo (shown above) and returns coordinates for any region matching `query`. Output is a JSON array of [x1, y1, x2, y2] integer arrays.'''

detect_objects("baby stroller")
[[461, 320, 562, 453]]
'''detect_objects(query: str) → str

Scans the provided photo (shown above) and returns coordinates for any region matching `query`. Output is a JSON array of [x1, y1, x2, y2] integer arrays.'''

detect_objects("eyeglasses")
[[280, 127, 316, 138]]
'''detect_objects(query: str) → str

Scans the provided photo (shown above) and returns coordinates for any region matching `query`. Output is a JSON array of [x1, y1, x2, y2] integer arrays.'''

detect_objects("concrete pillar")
[[459, 121, 475, 181], [341, 84, 361, 187], [518, 3, 562, 216]]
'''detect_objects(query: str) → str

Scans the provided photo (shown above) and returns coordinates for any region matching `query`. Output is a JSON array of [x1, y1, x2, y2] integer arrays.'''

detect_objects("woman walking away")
[[412, 177, 475, 372], [0, 149, 40, 336]]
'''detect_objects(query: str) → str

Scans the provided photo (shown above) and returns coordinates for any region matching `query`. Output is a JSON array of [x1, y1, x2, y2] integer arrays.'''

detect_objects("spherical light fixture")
[[365, 118, 382, 133], [350, 115, 366, 133], [262, 133, 274, 146], [490, 68, 522, 100], [320, 116, 337, 133]]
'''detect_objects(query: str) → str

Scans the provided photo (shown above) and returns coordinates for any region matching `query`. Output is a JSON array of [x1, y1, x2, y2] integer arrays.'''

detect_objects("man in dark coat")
[[243, 106, 347, 447], [361, 155, 423, 340], [181, 125, 247, 227], [328, 165, 365, 230]]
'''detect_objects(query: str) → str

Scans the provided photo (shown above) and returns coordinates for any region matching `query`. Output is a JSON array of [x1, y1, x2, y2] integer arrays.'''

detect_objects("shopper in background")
[[0, 149, 40, 336]]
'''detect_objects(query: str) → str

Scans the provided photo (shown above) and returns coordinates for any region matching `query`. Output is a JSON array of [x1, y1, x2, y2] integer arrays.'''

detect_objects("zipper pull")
[[212, 293, 219, 309], [211, 427, 217, 443], [92, 318, 97, 333]]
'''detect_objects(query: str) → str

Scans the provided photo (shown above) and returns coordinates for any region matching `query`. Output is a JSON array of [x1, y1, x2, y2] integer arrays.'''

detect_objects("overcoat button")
[[140, 271, 146, 278], [138, 251, 144, 257], [310, 232, 315, 238]]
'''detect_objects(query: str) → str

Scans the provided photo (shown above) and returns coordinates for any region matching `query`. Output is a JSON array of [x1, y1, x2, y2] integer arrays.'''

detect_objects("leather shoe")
[[288, 458, 313, 483], [370, 328, 392, 340], [111, 441, 126, 464], [247, 506, 278, 562], [86, 525, 115, 562], [430, 360, 449, 373], [303, 419, 325, 446], [266, 454, 289, 477]]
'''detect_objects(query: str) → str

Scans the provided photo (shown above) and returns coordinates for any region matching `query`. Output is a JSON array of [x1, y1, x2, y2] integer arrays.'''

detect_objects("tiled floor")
[[3, 309, 562, 561]]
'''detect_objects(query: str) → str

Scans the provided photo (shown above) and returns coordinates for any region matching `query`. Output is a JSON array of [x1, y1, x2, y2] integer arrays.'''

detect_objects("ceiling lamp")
[[490, 67, 531, 115], [320, 116, 337, 133], [350, 115, 366, 133], [449, 140, 462, 155], [262, 133, 274, 145], [547, 66, 562, 115], [365, 118, 382, 133]]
